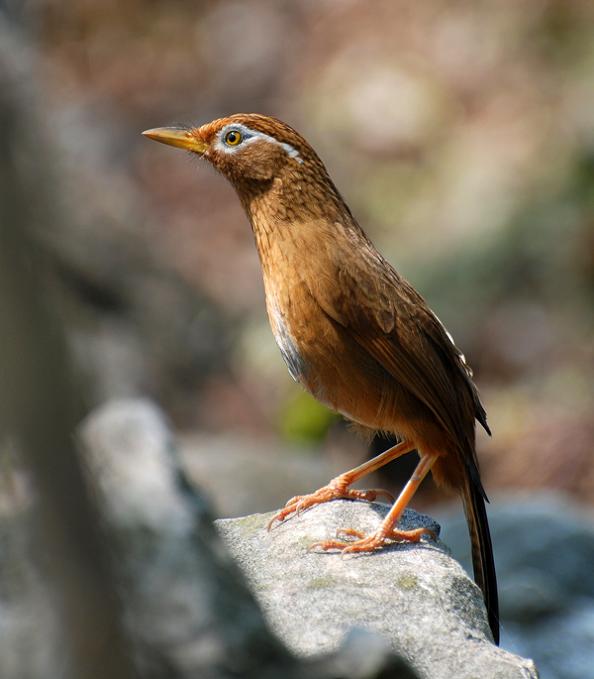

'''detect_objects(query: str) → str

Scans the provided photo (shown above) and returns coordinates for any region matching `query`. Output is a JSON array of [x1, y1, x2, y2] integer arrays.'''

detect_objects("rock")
[[438, 493, 594, 679], [80, 399, 293, 679], [77, 398, 421, 679], [79, 398, 537, 679], [0, 512, 61, 679], [216, 501, 538, 679]]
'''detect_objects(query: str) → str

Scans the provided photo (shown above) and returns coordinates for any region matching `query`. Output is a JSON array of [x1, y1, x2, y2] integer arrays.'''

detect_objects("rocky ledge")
[[1, 399, 538, 679], [217, 501, 537, 679]]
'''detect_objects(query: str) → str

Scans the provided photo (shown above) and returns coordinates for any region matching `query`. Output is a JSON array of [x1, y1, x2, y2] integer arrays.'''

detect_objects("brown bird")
[[143, 114, 499, 644]]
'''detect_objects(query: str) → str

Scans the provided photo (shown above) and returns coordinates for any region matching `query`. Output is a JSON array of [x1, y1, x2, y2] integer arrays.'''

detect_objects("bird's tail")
[[461, 475, 500, 645]]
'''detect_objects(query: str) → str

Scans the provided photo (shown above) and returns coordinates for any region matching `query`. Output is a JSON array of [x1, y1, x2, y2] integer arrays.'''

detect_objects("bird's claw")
[[267, 483, 394, 531], [309, 525, 436, 555]]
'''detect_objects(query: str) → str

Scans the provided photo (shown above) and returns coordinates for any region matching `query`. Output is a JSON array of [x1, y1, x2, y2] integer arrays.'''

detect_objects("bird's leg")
[[268, 440, 415, 529], [311, 452, 439, 553]]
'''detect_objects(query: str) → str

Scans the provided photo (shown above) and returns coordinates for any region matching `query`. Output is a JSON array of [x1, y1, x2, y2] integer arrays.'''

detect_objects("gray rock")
[[80, 399, 293, 679], [0, 512, 61, 679], [216, 501, 538, 679], [78, 398, 420, 679], [438, 494, 594, 679]]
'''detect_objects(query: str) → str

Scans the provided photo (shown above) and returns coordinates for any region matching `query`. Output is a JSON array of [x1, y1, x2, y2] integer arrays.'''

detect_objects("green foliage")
[[279, 390, 339, 444]]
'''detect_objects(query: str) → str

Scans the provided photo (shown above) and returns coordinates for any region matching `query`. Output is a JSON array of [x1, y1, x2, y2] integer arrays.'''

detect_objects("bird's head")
[[143, 114, 314, 187], [143, 113, 349, 226]]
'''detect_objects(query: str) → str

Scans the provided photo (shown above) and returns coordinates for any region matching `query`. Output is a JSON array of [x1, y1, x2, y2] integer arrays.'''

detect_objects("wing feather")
[[306, 224, 489, 452]]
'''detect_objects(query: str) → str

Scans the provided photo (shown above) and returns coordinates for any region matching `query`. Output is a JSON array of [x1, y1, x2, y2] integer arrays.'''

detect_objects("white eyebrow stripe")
[[214, 123, 303, 163]]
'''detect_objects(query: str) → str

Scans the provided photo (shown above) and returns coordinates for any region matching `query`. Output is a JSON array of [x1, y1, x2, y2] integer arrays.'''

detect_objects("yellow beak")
[[142, 127, 207, 154]]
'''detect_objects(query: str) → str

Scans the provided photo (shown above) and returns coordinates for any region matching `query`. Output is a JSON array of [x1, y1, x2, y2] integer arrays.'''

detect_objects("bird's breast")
[[256, 218, 400, 430], [263, 275, 394, 429], [267, 295, 307, 384]]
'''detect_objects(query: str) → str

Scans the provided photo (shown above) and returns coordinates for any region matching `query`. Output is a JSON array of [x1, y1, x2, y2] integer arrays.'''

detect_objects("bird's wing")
[[306, 225, 489, 451]]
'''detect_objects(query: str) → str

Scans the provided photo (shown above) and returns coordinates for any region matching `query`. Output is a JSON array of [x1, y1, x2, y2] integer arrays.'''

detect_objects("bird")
[[143, 114, 499, 644]]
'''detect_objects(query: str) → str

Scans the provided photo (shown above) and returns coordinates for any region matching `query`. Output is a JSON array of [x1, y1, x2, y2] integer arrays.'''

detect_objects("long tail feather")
[[461, 477, 500, 644]]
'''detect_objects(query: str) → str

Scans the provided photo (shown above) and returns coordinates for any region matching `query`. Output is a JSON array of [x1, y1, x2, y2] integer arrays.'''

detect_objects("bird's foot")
[[267, 482, 394, 530], [309, 525, 436, 555]]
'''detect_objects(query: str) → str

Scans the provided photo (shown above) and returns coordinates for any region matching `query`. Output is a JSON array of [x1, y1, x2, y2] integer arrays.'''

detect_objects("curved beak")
[[142, 127, 207, 154]]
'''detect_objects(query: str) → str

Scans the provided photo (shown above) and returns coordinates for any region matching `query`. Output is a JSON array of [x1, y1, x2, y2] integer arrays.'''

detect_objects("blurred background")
[[2, 1, 593, 677]]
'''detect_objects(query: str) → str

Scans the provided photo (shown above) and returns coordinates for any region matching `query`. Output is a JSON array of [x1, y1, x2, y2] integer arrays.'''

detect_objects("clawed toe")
[[336, 527, 365, 540], [267, 483, 394, 531], [347, 487, 395, 504], [310, 525, 435, 554]]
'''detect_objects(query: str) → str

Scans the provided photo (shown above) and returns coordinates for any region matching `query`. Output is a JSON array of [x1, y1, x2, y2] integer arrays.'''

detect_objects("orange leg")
[[310, 453, 439, 553], [268, 440, 415, 530]]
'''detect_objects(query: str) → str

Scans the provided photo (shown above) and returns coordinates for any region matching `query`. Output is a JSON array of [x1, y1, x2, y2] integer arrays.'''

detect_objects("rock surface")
[[439, 494, 594, 679], [217, 501, 538, 679], [0, 394, 540, 678], [77, 399, 421, 679]]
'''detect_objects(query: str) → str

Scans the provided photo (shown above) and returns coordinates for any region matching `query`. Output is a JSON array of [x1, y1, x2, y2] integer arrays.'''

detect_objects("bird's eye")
[[224, 130, 242, 146]]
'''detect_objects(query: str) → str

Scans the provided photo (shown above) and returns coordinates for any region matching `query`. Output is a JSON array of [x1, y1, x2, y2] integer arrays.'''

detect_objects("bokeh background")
[[2, 1, 594, 677]]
